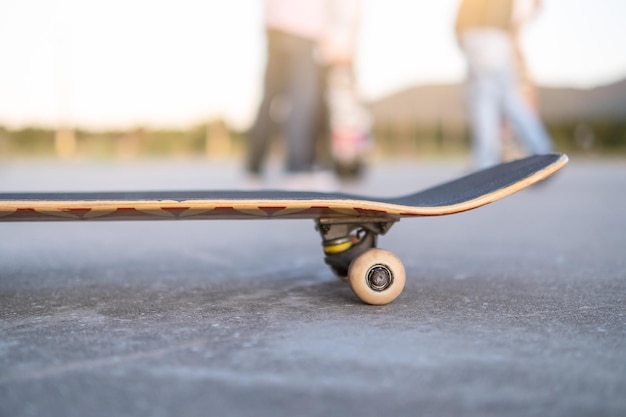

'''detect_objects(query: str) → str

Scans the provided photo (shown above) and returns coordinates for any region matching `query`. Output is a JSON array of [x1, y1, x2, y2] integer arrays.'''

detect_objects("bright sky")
[[0, 0, 625, 130]]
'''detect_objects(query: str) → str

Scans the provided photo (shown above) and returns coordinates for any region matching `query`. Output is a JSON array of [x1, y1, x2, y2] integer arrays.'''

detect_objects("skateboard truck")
[[316, 216, 406, 305], [316, 216, 397, 274]]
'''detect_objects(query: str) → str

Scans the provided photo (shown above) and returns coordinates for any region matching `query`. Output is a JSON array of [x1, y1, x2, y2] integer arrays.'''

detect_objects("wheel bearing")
[[367, 264, 393, 292]]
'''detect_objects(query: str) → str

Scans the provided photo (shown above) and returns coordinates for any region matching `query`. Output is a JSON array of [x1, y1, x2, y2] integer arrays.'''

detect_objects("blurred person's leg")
[[462, 29, 511, 169], [468, 71, 502, 169], [283, 35, 322, 173], [247, 30, 285, 175], [499, 67, 552, 156]]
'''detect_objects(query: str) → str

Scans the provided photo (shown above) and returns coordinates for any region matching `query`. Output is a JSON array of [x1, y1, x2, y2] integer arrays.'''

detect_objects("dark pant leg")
[[246, 30, 286, 175], [282, 35, 323, 173]]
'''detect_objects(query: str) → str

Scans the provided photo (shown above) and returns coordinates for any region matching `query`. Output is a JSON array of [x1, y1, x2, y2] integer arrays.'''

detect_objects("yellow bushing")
[[323, 240, 353, 255]]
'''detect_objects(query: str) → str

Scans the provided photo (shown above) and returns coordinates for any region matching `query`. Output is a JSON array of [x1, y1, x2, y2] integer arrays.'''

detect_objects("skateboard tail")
[[385, 152, 568, 216]]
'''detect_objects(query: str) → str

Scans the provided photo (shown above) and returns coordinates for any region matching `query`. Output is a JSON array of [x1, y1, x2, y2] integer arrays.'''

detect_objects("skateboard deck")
[[0, 153, 566, 222], [0, 153, 567, 305]]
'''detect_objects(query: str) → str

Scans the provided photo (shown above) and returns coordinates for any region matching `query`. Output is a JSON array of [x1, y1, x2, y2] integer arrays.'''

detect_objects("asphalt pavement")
[[1, 155, 625, 417]]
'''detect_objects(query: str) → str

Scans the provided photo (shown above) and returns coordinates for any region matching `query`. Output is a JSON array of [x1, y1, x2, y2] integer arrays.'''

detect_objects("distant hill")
[[368, 78, 626, 127], [538, 79, 626, 122]]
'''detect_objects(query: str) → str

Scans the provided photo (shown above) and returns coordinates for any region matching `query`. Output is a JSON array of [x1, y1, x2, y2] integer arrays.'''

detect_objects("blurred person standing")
[[246, 0, 361, 189], [455, 0, 553, 169]]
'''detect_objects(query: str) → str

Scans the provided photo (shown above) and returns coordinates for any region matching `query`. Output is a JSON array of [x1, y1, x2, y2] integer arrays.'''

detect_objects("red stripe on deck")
[[354, 208, 388, 216], [105, 208, 153, 219]]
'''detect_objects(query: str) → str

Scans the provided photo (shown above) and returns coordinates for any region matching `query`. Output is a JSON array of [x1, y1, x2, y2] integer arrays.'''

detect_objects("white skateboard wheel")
[[348, 248, 405, 305]]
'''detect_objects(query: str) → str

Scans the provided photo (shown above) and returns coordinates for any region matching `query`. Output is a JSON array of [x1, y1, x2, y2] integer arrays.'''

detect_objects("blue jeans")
[[464, 36, 552, 169]]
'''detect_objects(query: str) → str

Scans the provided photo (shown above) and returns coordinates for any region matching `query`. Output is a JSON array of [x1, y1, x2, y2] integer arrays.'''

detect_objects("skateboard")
[[0, 153, 567, 305]]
